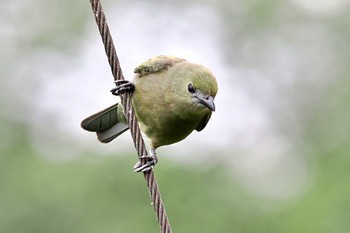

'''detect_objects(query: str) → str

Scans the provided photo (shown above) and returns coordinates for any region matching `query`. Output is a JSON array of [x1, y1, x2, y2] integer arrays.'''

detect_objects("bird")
[[81, 55, 218, 172]]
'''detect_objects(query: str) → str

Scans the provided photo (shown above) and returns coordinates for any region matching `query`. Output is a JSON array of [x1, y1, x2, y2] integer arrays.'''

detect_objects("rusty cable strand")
[[89, 1, 173, 232]]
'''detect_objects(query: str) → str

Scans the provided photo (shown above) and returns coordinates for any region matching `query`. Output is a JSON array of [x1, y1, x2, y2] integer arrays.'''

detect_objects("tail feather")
[[97, 123, 129, 143], [81, 103, 129, 143]]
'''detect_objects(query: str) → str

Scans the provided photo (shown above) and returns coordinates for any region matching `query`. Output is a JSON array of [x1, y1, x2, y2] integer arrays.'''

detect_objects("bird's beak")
[[197, 94, 215, 112]]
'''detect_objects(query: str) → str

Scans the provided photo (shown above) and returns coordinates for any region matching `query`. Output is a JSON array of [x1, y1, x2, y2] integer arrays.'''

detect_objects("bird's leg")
[[110, 80, 135, 96], [134, 149, 158, 173]]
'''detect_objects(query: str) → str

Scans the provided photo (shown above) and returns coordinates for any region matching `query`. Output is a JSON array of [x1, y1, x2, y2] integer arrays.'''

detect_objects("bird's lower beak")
[[198, 95, 215, 112]]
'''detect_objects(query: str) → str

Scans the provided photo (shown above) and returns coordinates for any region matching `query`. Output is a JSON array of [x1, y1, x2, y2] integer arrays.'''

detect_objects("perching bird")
[[81, 55, 218, 172]]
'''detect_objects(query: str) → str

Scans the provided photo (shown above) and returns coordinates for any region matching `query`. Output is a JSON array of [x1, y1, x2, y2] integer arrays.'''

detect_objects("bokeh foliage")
[[1, 0, 350, 232]]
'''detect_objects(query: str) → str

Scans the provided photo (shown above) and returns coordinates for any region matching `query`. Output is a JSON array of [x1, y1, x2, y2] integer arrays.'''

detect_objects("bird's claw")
[[111, 80, 135, 96], [134, 154, 158, 173]]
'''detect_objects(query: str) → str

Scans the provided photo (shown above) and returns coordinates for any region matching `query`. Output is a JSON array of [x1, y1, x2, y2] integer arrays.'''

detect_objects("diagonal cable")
[[89, 1, 172, 232]]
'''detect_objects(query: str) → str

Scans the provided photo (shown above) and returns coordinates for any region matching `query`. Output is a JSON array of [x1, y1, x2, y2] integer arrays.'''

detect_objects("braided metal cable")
[[89, 1, 172, 232]]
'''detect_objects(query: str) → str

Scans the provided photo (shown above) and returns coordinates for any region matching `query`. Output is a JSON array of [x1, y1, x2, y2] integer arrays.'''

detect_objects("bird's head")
[[184, 64, 218, 112], [187, 82, 216, 111]]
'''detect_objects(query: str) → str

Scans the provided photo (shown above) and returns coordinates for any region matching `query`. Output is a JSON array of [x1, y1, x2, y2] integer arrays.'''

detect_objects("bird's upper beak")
[[197, 93, 215, 112]]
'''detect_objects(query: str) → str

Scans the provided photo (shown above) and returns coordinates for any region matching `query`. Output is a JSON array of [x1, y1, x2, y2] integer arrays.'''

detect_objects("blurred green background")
[[1, 0, 350, 232]]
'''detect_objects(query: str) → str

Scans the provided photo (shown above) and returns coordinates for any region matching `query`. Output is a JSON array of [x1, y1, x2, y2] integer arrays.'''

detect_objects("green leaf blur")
[[1, 0, 350, 232]]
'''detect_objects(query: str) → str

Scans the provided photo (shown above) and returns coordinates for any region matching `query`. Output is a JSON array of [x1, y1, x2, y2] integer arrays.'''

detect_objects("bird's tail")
[[81, 103, 129, 143]]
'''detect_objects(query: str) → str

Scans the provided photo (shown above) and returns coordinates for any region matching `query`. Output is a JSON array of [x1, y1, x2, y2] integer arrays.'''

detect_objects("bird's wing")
[[134, 55, 186, 77]]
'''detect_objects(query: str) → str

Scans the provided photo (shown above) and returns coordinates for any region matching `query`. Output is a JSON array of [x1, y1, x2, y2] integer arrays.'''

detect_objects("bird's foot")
[[134, 153, 158, 173], [110, 80, 135, 96]]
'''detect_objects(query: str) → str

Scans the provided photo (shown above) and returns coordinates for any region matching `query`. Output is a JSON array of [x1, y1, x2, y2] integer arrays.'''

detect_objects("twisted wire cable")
[[89, 1, 172, 232]]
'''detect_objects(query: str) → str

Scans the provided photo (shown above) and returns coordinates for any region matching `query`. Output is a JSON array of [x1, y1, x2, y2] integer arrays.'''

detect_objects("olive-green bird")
[[81, 55, 218, 172]]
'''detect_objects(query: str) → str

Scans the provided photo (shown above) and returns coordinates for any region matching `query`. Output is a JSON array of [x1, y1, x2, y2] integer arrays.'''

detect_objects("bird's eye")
[[188, 83, 196, 93]]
